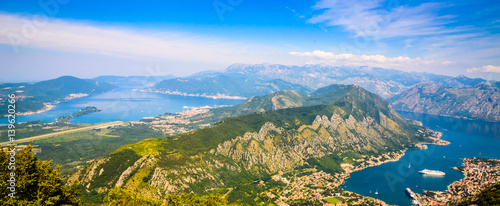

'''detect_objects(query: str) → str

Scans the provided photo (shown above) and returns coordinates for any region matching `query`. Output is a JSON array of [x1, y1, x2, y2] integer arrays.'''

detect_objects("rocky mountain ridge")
[[67, 85, 440, 204], [390, 81, 500, 122]]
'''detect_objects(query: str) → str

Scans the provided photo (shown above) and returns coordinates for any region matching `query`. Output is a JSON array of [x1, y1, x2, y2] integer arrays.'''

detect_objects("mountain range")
[[68, 84, 440, 204], [148, 64, 500, 122], [150, 64, 493, 100], [390, 81, 500, 122], [3, 65, 499, 123]]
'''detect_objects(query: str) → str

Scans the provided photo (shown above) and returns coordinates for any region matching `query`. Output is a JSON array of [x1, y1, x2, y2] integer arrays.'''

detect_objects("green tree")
[[163, 193, 228, 206], [456, 183, 500, 206], [0, 143, 79, 205], [101, 187, 161, 206], [101, 187, 229, 206]]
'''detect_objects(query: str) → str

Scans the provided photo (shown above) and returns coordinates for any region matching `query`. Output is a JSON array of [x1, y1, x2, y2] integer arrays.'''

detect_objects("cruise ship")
[[419, 169, 445, 176]]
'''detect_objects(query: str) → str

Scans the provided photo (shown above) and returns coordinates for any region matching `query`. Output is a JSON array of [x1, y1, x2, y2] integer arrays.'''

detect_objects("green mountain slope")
[[456, 183, 500, 206], [191, 84, 391, 124], [0, 76, 116, 115], [68, 85, 439, 204], [389, 82, 500, 122]]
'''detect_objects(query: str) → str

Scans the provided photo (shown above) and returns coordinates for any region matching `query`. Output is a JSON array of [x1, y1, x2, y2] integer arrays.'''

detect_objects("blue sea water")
[[0, 88, 244, 124], [342, 111, 500, 206]]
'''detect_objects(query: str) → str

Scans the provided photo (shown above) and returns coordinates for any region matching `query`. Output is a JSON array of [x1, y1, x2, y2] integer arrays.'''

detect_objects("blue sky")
[[0, 0, 499, 82]]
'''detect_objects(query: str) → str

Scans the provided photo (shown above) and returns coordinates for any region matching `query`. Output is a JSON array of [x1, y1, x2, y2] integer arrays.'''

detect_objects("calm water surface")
[[342, 111, 500, 206], [1, 88, 244, 124]]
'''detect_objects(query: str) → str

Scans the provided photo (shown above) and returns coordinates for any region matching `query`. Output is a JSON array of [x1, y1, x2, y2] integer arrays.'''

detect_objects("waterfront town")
[[269, 150, 410, 205], [135, 106, 213, 135], [415, 158, 500, 205]]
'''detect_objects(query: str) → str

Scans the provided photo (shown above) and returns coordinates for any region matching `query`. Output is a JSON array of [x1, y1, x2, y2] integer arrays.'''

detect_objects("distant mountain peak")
[[219, 63, 454, 99], [475, 81, 495, 89]]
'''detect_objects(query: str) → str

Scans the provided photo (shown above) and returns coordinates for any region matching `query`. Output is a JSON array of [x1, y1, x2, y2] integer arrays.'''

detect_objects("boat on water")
[[419, 169, 445, 176], [405, 188, 416, 199]]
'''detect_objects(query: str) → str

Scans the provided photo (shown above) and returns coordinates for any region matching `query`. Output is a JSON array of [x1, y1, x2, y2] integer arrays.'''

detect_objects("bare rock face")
[[68, 86, 436, 201], [390, 82, 500, 122], [67, 157, 111, 186], [214, 109, 406, 177], [116, 155, 155, 187], [71, 108, 417, 198]]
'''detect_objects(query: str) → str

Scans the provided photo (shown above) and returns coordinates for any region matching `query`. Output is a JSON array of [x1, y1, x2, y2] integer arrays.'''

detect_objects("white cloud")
[[420, 32, 500, 67], [467, 65, 500, 73], [0, 13, 266, 65], [308, 0, 464, 39], [289, 50, 454, 68]]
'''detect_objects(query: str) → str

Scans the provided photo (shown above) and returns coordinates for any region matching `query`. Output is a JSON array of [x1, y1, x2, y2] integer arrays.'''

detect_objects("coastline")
[[342, 150, 407, 176], [397, 109, 499, 123], [335, 129, 449, 206], [321, 150, 408, 206], [9, 93, 94, 117], [269, 150, 405, 205], [140, 89, 247, 100], [415, 157, 500, 205], [14, 103, 56, 116]]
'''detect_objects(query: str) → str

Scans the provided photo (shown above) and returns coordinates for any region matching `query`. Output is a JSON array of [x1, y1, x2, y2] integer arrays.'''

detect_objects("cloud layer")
[[289, 50, 454, 68], [467, 65, 500, 73], [0, 14, 264, 65], [308, 0, 462, 39]]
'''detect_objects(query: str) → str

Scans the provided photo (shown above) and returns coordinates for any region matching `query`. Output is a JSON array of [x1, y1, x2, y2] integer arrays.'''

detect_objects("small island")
[[56, 115, 72, 123], [72, 106, 101, 117]]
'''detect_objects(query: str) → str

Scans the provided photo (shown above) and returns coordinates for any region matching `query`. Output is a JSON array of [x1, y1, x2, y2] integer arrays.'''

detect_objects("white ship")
[[419, 169, 445, 176]]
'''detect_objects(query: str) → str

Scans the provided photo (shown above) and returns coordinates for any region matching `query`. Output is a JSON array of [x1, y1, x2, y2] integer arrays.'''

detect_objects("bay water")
[[1, 88, 244, 124], [342, 111, 500, 206]]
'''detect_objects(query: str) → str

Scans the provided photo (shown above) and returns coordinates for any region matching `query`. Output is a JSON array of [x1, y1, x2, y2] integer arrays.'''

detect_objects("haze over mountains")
[[143, 64, 500, 122], [93, 75, 176, 88], [3, 64, 500, 122], [150, 64, 495, 99], [152, 74, 311, 98]]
